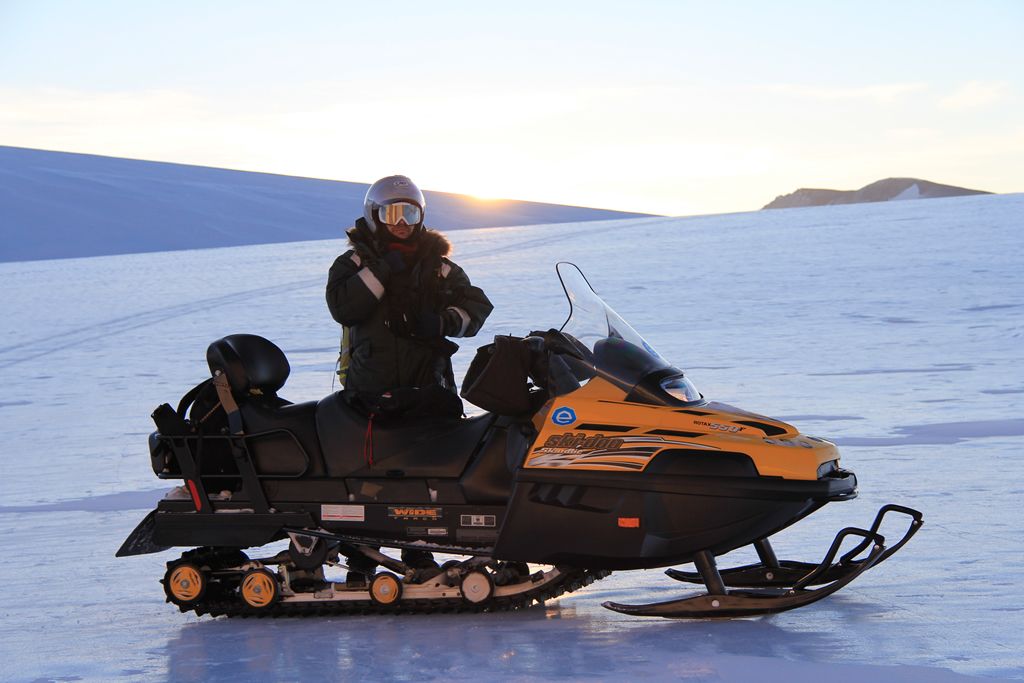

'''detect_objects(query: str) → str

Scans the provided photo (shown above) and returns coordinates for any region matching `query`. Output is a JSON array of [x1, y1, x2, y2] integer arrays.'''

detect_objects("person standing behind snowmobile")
[[326, 175, 492, 418], [325, 176, 492, 585]]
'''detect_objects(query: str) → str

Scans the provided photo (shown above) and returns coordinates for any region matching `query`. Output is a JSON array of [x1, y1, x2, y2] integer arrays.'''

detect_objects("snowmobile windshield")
[[555, 262, 702, 405]]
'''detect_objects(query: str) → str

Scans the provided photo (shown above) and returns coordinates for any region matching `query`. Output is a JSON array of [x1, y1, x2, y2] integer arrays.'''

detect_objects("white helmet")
[[363, 175, 426, 237]]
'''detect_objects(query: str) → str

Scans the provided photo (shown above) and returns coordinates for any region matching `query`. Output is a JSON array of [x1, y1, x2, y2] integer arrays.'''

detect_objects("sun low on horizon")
[[0, 1, 1021, 216]]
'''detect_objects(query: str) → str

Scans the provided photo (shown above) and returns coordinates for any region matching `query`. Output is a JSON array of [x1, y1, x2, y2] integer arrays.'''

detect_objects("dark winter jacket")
[[326, 219, 493, 403]]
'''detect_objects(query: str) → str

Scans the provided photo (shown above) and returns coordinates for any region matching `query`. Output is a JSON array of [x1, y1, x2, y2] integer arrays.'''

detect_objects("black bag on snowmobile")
[[460, 335, 534, 415], [461, 330, 588, 415]]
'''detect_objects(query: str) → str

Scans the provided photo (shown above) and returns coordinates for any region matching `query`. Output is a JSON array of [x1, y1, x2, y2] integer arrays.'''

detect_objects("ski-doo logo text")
[[552, 406, 577, 426], [541, 433, 624, 452], [388, 506, 443, 521]]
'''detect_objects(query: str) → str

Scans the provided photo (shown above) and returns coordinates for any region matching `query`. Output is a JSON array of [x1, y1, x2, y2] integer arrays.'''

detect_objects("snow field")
[[1, 193, 1021, 680]]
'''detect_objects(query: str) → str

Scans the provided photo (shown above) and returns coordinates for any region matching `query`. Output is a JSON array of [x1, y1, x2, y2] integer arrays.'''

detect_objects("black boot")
[[402, 548, 439, 570], [345, 554, 378, 589], [402, 548, 440, 582], [493, 561, 531, 586]]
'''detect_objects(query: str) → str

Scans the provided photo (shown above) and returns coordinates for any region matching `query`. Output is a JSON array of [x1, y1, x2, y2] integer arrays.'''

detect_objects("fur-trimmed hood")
[[347, 218, 451, 258]]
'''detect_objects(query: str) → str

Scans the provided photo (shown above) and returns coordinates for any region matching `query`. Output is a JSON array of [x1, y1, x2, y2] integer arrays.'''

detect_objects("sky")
[[1, 0, 1022, 216]]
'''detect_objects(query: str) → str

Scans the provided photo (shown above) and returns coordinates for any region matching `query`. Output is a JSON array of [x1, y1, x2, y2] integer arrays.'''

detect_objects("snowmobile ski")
[[604, 504, 922, 618], [663, 504, 923, 589]]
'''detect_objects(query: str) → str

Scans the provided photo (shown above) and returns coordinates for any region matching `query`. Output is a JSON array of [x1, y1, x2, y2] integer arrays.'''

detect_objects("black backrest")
[[206, 334, 290, 397]]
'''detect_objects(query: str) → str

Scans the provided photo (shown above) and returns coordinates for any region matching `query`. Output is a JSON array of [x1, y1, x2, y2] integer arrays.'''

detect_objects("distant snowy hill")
[[0, 146, 653, 262], [763, 177, 991, 209]]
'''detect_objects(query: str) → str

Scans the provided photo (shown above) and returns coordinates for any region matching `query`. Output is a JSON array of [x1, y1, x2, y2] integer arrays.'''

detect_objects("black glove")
[[382, 251, 406, 273], [411, 312, 443, 339]]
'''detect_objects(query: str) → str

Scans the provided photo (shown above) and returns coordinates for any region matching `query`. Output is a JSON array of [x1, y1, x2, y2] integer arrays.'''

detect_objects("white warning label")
[[321, 504, 365, 522]]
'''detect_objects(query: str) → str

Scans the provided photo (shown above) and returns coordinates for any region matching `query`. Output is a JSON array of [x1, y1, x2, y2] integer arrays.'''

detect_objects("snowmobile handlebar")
[[525, 329, 587, 361]]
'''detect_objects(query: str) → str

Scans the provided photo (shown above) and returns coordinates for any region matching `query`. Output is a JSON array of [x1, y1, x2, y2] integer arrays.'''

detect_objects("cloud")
[[938, 81, 1011, 111], [0, 87, 216, 157], [755, 82, 928, 103]]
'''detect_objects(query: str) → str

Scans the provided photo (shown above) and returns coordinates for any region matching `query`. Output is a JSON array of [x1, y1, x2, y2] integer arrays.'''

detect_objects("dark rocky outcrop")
[[763, 177, 991, 210]]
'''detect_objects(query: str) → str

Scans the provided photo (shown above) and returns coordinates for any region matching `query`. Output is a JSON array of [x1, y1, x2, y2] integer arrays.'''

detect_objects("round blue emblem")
[[552, 406, 576, 426]]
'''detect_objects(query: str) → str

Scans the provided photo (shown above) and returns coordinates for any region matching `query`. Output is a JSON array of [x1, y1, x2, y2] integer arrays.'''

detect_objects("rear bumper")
[[138, 504, 315, 549]]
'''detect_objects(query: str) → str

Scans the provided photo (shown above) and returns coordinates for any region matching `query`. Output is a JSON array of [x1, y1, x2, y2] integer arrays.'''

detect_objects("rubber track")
[[169, 549, 612, 619]]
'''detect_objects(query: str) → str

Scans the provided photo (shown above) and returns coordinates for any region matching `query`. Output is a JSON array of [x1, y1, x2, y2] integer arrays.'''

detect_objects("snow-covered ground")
[[1, 193, 1021, 681]]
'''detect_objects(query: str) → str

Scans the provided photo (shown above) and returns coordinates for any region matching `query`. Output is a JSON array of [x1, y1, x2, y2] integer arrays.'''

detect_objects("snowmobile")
[[118, 262, 922, 618]]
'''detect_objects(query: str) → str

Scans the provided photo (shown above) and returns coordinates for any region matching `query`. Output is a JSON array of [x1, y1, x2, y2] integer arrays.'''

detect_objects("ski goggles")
[[378, 202, 422, 226]]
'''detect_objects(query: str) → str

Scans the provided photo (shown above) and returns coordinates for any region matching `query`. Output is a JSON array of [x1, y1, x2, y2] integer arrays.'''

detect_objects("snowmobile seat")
[[316, 392, 496, 478], [239, 399, 327, 477]]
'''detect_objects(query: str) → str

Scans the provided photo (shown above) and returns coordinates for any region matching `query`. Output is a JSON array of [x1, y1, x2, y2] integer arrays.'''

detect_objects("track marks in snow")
[[834, 418, 1024, 446], [0, 219, 654, 369], [810, 364, 974, 376], [962, 303, 1022, 312], [0, 488, 166, 513], [0, 280, 315, 369]]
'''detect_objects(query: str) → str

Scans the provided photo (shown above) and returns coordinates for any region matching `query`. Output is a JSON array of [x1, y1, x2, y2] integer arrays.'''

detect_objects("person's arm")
[[326, 250, 397, 325], [439, 259, 493, 338]]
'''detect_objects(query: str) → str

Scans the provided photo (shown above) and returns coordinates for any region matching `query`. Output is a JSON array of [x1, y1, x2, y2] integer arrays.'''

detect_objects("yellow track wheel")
[[164, 563, 207, 606], [369, 572, 403, 606], [240, 568, 280, 609]]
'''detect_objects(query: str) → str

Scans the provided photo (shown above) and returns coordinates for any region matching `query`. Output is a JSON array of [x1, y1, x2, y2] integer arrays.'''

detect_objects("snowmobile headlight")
[[817, 460, 839, 478], [660, 375, 700, 402]]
